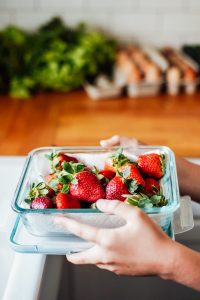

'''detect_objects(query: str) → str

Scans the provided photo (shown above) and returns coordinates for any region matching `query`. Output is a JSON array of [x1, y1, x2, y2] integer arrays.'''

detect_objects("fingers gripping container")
[[11, 146, 180, 237]]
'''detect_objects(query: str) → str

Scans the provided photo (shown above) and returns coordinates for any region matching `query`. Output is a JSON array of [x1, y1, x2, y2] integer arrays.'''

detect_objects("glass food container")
[[11, 146, 180, 237]]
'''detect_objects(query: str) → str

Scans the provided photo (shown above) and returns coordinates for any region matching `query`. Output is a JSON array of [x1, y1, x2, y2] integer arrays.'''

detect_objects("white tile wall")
[[187, 0, 200, 11], [0, 0, 200, 46], [139, 0, 183, 12], [0, 0, 34, 9]]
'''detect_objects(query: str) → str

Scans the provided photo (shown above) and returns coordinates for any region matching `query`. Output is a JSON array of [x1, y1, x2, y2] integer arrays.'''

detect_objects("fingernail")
[[97, 199, 108, 210], [111, 135, 119, 142], [100, 140, 107, 147]]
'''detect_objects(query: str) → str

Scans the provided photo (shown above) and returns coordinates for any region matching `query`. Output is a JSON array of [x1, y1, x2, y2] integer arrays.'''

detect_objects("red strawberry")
[[138, 153, 165, 179], [104, 148, 130, 172], [58, 153, 78, 165], [45, 173, 63, 191], [104, 158, 117, 172], [46, 186, 55, 198], [45, 173, 56, 183], [99, 169, 116, 180], [55, 193, 80, 209], [57, 153, 78, 171], [98, 169, 116, 189], [46, 152, 78, 172], [143, 178, 160, 196], [70, 171, 106, 202], [30, 196, 53, 209], [84, 166, 91, 172], [106, 176, 129, 201], [119, 163, 145, 187]]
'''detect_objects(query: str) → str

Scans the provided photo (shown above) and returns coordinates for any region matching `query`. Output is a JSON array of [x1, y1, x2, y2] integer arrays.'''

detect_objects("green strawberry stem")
[[45, 152, 59, 172], [109, 148, 131, 169], [125, 189, 168, 208], [26, 182, 49, 202]]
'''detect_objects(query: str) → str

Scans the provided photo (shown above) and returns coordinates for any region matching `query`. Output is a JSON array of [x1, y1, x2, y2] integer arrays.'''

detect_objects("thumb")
[[96, 199, 140, 221]]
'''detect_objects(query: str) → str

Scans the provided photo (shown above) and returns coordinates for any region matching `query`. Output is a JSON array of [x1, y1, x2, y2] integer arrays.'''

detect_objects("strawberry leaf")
[[126, 179, 138, 193], [122, 165, 131, 179], [25, 198, 32, 204], [36, 182, 46, 190], [91, 166, 99, 175], [58, 176, 67, 184], [49, 178, 59, 189], [39, 188, 49, 195], [45, 152, 59, 172], [61, 184, 70, 193], [109, 148, 123, 158], [91, 202, 97, 209], [97, 174, 104, 180], [160, 154, 166, 176], [45, 153, 55, 161], [62, 161, 74, 174], [109, 148, 131, 168], [31, 182, 35, 189], [71, 177, 78, 184], [117, 170, 123, 177], [74, 163, 85, 173], [150, 195, 162, 205], [138, 198, 153, 208], [58, 173, 74, 184], [125, 196, 139, 206], [26, 181, 49, 200], [136, 184, 143, 193], [152, 185, 159, 193]]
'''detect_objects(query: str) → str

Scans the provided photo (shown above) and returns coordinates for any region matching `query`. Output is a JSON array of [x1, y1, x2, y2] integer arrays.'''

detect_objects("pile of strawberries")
[[25, 149, 167, 210]]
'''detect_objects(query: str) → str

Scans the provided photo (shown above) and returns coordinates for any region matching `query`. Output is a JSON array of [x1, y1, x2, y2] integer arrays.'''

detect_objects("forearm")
[[165, 242, 200, 291], [176, 157, 200, 203]]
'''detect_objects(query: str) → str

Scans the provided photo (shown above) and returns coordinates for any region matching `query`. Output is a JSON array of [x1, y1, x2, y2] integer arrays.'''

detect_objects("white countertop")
[[0, 156, 46, 300]]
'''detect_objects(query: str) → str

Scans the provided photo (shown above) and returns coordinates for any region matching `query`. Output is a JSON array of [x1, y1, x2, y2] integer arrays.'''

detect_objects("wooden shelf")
[[1, 90, 200, 157]]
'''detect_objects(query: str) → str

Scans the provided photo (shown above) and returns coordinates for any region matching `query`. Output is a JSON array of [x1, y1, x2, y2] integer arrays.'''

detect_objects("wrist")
[[158, 239, 179, 280], [176, 157, 190, 184]]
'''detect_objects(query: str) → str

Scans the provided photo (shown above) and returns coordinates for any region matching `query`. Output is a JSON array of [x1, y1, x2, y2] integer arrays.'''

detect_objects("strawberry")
[[57, 153, 78, 165], [58, 162, 106, 202], [99, 169, 116, 180], [46, 186, 55, 198], [106, 176, 129, 201], [45, 173, 55, 183], [45, 173, 64, 192], [55, 193, 80, 209], [26, 182, 54, 202], [119, 163, 145, 188], [104, 148, 130, 172], [143, 178, 160, 196], [138, 153, 165, 179], [104, 158, 118, 172], [70, 171, 106, 202], [30, 196, 53, 209], [99, 169, 116, 188], [45, 152, 78, 172]]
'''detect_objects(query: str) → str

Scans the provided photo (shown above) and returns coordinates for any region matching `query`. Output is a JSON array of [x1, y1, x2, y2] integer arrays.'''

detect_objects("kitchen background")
[[0, 0, 200, 46], [1, 1, 200, 300]]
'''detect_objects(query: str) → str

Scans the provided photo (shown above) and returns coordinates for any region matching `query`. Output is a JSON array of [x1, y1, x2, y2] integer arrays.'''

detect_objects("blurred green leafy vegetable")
[[0, 17, 116, 98]]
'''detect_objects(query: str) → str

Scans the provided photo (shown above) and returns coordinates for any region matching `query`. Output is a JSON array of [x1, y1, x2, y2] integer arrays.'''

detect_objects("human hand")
[[100, 135, 145, 148], [55, 200, 175, 278]]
